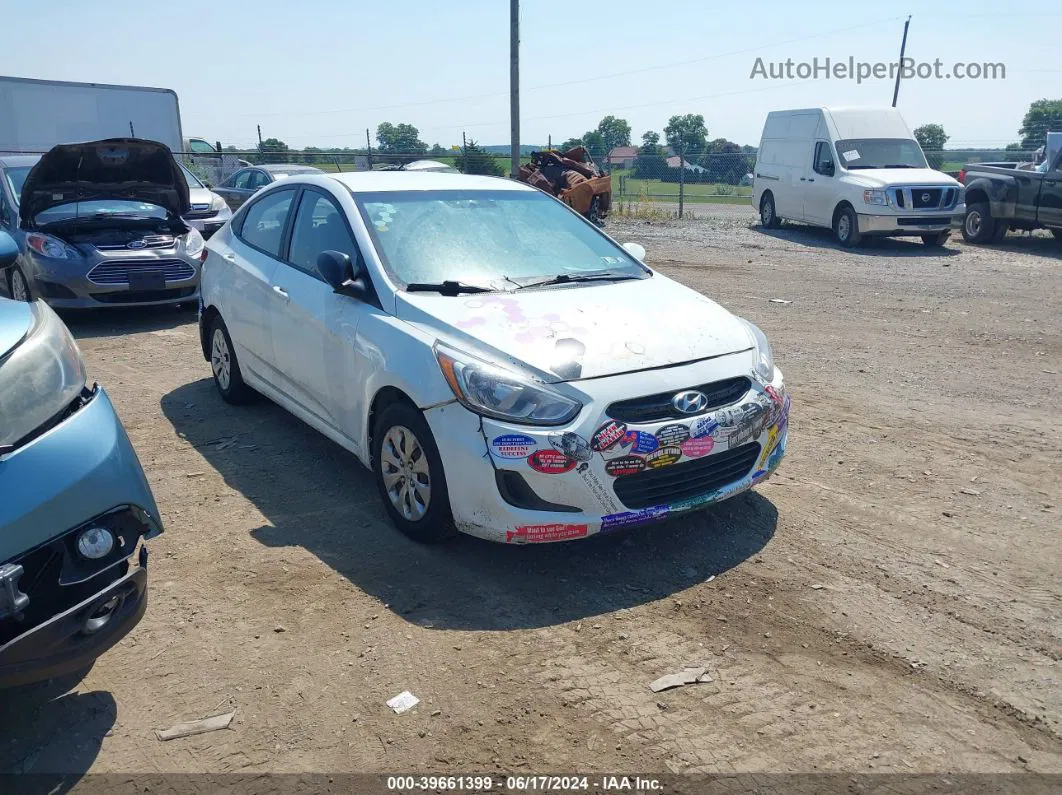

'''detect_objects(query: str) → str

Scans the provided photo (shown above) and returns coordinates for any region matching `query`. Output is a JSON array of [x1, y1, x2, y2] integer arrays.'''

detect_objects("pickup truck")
[[960, 134, 1062, 243]]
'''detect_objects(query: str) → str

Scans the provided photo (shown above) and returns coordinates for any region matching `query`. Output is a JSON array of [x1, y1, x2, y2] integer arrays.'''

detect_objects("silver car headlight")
[[434, 342, 581, 426], [183, 227, 205, 259], [210, 194, 230, 215], [863, 189, 888, 206], [0, 301, 88, 449], [740, 320, 775, 384]]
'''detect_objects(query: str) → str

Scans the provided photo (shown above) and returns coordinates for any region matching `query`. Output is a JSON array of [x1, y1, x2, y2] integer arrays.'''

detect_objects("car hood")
[[20, 138, 190, 227], [395, 274, 754, 382], [842, 168, 960, 189], [0, 297, 34, 360]]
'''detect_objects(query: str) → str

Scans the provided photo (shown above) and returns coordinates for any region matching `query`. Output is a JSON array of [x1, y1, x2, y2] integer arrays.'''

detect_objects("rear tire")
[[372, 401, 456, 544], [834, 205, 862, 248], [962, 202, 996, 244], [921, 231, 950, 247], [208, 315, 255, 405], [759, 193, 780, 229], [7, 265, 31, 302]]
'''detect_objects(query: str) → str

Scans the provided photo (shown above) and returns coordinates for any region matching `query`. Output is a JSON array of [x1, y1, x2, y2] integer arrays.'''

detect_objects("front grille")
[[913, 189, 942, 209], [607, 376, 751, 424], [613, 441, 761, 509], [92, 286, 197, 304], [888, 187, 958, 211], [94, 235, 176, 251], [87, 258, 196, 285], [183, 208, 216, 220]]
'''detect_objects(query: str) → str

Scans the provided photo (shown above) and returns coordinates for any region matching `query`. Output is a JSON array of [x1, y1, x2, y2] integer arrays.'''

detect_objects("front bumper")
[[857, 204, 964, 235], [425, 353, 789, 544], [184, 214, 228, 239], [24, 251, 201, 309]]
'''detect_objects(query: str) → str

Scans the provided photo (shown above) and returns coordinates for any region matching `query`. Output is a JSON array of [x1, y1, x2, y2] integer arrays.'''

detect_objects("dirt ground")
[[3, 209, 1061, 782]]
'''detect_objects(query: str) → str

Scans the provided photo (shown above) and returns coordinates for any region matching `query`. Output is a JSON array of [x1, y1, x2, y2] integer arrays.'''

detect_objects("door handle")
[[807, 178, 815, 182], [272, 285, 289, 299], [223, 252, 237, 261], [799, 177, 806, 181]]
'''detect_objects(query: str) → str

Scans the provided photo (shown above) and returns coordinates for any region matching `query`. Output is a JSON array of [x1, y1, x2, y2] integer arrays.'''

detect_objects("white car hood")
[[843, 168, 960, 188], [395, 274, 754, 382]]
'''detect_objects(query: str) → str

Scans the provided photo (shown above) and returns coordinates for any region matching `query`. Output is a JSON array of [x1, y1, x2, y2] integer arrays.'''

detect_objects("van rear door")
[[802, 141, 839, 225]]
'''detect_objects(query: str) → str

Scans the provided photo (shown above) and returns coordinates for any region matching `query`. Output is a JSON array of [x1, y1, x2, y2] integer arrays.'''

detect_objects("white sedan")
[[198, 171, 789, 544]]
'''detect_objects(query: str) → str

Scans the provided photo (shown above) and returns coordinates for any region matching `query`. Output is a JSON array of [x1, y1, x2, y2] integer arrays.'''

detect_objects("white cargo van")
[[751, 107, 964, 247]]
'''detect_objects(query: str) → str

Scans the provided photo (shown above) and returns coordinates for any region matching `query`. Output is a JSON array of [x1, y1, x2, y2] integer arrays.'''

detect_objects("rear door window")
[[239, 189, 296, 258]]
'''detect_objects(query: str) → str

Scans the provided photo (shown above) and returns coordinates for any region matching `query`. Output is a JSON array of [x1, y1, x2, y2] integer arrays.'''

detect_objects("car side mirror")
[[0, 231, 18, 269], [622, 242, 646, 261], [317, 249, 370, 300]]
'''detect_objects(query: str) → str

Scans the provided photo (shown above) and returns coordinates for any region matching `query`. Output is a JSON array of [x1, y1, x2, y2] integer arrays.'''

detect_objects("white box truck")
[[0, 75, 183, 154], [751, 107, 965, 248]]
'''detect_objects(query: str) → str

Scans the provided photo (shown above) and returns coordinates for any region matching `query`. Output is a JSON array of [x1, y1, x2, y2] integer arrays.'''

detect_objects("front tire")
[[372, 401, 455, 544], [587, 196, 605, 227], [921, 231, 950, 247], [759, 193, 780, 229], [962, 202, 996, 244], [8, 265, 31, 302], [208, 316, 255, 404], [834, 205, 862, 248]]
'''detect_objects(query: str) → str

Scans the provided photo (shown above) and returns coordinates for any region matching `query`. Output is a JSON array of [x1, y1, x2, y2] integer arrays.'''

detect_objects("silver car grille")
[[94, 235, 176, 251], [87, 258, 196, 285]]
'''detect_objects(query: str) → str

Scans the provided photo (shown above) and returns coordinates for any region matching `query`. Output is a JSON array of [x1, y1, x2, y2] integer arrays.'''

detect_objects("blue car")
[[0, 230, 163, 688]]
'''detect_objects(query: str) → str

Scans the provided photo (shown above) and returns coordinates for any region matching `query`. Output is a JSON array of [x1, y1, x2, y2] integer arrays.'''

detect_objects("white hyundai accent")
[[198, 171, 789, 544]]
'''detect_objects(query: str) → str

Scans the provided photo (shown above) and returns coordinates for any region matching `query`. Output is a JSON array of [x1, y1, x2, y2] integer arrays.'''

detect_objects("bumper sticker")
[[527, 449, 576, 474], [590, 420, 627, 452], [605, 455, 646, 477], [690, 415, 720, 438], [506, 523, 589, 544], [549, 432, 593, 462], [680, 435, 715, 458], [645, 446, 682, 469], [656, 423, 691, 447], [491, 433, 537, 458], [621, 430, 658, 454], [601, 505, 670, 531]]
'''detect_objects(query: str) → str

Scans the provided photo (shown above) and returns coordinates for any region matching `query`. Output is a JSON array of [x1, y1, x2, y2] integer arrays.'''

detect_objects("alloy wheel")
[[380, 425, 432, 521], [10, 269, 29, 301]]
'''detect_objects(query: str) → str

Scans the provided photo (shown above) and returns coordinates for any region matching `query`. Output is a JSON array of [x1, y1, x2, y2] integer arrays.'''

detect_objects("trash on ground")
[[768, 298, 793, 304], [649, 666, 713, 693], [387, 691, 420, 714], [155, 710, 236, 741]]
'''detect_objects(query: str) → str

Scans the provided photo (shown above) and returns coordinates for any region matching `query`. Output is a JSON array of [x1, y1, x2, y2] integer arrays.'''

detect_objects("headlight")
[[0, 301, 87, 448], [741, 320, 775, 384], [434, 342, 581, 426], [184, 227, 205, 258], [863, 189, 888, 206], [210, 194, 229, 214], [26, 232, 76, 260]]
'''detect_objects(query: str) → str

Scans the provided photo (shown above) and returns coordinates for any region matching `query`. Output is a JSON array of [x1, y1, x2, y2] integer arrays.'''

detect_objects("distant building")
[[665, 155, 706, 173], [607, 146, 639, 169]]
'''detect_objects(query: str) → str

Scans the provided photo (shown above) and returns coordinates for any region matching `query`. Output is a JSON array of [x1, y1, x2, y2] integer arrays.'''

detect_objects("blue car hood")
[[0, 297, 34, 359]]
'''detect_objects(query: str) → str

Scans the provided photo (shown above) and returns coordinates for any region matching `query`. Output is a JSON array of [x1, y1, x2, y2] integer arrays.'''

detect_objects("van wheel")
[[372, 402, 456, 544], [759, 193, 780, 229], [921, 231, 950, 247], [208, 316, 255, 404], [962, 203, 996, 243], [834, 206, 862, 248]]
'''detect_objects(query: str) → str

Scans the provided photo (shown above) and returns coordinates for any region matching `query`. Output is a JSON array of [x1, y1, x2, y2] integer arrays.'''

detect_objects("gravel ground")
[[2, 208, 1060, 782]]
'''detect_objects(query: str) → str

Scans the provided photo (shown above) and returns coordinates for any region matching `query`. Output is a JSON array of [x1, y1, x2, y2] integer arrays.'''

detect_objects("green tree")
[[376, 122, 428, 163], [595, 115, 631, 155], [664, 114, 708, 160], [429, 143, 447, 156], [913, 124, 949, 168], [641, 131, 660, 149], [558, 137, 584, 151], [702, 138, 751, 184], [1019, 99, 1062, 149], [256, 137, 290, 163], [633, 130, 666, 179], [459, 139, 503, 176]]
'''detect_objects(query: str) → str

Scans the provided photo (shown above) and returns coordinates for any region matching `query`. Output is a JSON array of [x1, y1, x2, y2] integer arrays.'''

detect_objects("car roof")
[[260, 163, 323, 174], [0, 154, 42, 169], [324, 170, 534, 194]]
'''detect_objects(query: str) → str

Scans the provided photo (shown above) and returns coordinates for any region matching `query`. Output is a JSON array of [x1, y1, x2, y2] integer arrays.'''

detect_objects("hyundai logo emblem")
[[921, 192, 931, 204], [127, 240, 147, 249], [672, 390, 709, 415]]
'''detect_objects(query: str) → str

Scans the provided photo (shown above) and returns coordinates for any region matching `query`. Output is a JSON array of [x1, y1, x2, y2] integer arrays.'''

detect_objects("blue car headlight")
[[26, 232, 78, 260], [0, 301, 87, 449]]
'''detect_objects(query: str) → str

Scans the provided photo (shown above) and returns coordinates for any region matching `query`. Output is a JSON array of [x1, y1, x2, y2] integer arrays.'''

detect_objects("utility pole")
[[510, 0, 520, 177], [678, 143, 685, 219], [129, 121, 135, 137], [462, 131, 468, 172], [366, 128, 373, 169], [256, 124, 264, 159], [892, 15, 912, 107]]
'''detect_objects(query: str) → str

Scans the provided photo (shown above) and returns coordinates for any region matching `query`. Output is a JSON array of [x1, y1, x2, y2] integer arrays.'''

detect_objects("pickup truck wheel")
[[759, 193, 781, 229], [834, 206, 862, 248], [921, 231, 950, 248], [208, 316, 255, 405], [962, 203, 996, 244], [372, 402, 456, 544]]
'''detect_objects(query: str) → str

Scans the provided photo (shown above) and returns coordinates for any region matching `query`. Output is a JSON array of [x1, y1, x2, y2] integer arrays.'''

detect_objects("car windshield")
[[35, 199, 169, 224], [355, 189, 646, 288], [179, 164, 205, 188], [835, 138, 928, 170], [3, 166, 33, 207]]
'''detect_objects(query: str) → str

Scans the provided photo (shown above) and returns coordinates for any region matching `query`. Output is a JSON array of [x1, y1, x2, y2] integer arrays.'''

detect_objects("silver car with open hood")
[[10, 138, 204, 308]]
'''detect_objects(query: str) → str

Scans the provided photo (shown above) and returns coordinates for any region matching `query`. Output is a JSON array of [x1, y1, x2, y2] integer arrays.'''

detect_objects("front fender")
[[964, 176, 1017, 220]]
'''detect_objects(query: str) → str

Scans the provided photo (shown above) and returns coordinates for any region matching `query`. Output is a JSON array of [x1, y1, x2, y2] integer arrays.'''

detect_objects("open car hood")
[[19, 138, 190, 227]]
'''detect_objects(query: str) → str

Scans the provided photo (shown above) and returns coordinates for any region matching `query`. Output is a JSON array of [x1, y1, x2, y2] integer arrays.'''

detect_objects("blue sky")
[[1, 0, 1057, 150]]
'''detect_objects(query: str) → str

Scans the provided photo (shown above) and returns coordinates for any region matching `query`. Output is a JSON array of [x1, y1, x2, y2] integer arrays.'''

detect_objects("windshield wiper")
[[883, 164, 917, 169], [406, 280, 492, 296], [513, 270, 644, 290]]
